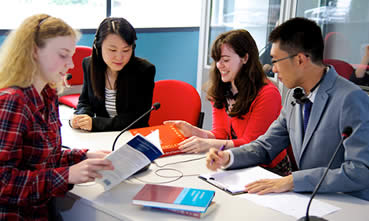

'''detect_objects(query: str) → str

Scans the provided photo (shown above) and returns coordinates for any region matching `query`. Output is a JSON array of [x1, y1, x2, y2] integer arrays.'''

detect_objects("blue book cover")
[[174, 188, 215, 208], [127, 135, 163, 161]]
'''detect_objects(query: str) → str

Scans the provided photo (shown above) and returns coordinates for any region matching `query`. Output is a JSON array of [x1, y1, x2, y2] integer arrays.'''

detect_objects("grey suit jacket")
[[229, 67, 369, 201]]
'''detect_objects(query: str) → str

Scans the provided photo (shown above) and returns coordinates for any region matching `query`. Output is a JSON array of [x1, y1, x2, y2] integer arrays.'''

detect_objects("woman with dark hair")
[[166, 29, 290, 175], [71, 17, 156, 131]]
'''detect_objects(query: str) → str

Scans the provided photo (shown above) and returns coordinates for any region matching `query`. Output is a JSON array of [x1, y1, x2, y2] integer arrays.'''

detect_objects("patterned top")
[[0, 85, 87, 220], [105, 87, 117, 117]]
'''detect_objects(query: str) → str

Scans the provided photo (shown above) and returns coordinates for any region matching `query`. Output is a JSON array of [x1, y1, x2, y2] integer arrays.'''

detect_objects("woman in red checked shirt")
[[165, 30, 290, 176], [0, 14, 114, 220]]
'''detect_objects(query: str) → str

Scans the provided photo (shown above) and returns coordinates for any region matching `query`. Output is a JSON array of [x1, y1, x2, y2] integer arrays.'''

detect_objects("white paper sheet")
[[240, 191, 340, 219], [200, 166, 340, 218]]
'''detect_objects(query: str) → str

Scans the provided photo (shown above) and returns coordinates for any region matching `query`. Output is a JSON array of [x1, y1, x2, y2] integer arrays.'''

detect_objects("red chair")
[[59, 46, 92, 109], [323, 59, 354, 80], [149, 80, 204, 128], [323, 32, 351, 61]]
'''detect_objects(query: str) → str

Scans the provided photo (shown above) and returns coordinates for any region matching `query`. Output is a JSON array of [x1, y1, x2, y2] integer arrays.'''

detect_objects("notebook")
[[199, 166, 280, 195]]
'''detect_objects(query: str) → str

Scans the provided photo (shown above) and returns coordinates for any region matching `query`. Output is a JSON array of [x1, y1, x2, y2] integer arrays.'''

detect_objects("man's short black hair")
[[269, 17, 324, 64]]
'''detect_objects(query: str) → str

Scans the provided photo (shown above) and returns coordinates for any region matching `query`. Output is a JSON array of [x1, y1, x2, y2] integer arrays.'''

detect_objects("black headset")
[[93, 18, 137, 57], [292, 87, 309, 105], [291, 67, 327, 106]]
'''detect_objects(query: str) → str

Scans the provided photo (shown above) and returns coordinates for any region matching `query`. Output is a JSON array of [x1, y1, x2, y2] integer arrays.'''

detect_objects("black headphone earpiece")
[[93, 32, 99, 56], [290, 67, 327, 106], [93, 18, 108, 57], [292, 87, 310, 105]]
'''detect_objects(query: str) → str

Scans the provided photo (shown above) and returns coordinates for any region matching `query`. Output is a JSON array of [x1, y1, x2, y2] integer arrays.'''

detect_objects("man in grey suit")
[[207, 17, 369, 201]]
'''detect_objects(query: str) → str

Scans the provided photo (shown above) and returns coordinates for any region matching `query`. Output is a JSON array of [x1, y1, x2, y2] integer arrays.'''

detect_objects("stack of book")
[[132, 184, 216, 218]]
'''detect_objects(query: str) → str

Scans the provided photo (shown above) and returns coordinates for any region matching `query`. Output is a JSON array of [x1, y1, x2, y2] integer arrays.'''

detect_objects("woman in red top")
[[166, 29, 290, 175], [0, 14, 114, 220]]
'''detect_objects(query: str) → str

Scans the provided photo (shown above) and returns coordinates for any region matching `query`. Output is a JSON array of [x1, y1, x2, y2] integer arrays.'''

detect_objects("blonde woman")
[[0, 14, 113, 220]]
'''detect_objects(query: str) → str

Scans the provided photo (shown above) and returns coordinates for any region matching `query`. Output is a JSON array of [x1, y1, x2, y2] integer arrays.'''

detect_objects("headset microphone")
[[293, 87, 310, 105], [64, 73, 72, 88], [292, 69, 327, 106]]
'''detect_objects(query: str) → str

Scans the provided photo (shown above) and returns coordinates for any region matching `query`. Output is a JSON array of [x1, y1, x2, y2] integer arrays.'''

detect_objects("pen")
[[210, 145, 226, 165]]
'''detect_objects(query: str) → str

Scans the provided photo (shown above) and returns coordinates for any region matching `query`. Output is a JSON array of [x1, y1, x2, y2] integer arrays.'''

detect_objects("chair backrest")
[[149, 80, 202, 127], [67, 46, 92, 85], [323, 31, 351, 61], [323, 59, 354, 80]]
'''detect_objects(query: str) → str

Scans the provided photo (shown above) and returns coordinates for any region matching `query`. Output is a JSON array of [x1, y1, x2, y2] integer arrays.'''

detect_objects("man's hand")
[[206, 148, 230, 171], [245, 175, 294, 195]]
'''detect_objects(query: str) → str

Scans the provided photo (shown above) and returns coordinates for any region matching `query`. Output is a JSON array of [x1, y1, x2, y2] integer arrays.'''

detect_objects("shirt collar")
[[23, 85, 57, 112], [307, 66, 329, 104]]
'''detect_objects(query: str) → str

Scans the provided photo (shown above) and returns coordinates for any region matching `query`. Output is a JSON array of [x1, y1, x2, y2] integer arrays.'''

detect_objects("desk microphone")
[[111, 102, 160, 151], [297, 126, 353, 221]]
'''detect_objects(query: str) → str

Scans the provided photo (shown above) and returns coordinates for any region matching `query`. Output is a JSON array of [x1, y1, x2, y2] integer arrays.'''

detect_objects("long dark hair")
[[207, 29, 266, 118], [90, 17, 137, 99]]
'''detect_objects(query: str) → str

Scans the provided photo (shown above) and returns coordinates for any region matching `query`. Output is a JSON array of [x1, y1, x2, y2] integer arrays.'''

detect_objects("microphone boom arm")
[[111, 102, 160, 151]]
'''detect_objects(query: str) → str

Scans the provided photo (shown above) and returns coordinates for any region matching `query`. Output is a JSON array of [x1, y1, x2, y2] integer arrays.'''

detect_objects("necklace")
[[106, 70, 116, 90]]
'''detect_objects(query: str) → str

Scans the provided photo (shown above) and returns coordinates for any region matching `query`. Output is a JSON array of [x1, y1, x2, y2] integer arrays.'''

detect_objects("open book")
[[96, 130, 163, 191]]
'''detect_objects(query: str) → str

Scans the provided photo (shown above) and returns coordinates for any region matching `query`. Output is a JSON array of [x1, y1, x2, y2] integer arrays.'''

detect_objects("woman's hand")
[[68, 158, 114, 184], [178, 136, 223, 153], [356, 45, 369, 78], [164, 120, 212, 138], [86, 150, 111, 159], [71, 114, 92, 131], [164, 120, 195, 137]]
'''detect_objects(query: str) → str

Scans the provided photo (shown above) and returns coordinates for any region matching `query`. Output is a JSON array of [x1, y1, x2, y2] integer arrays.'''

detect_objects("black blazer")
[[75, 56, 155, 132]]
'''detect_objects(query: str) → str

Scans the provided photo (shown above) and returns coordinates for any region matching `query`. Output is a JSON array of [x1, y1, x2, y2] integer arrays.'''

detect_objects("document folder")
[[199, 166, 281, 195]]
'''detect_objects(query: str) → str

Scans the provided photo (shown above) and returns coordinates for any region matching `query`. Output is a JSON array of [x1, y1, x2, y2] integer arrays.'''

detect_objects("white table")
[[56, 105, 369, 221]]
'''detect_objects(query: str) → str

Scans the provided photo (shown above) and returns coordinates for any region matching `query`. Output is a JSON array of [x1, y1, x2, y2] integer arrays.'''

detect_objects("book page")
[[240, 192, 340, 218], [96, 133, 162, 191], [200, 166, 340, 218]]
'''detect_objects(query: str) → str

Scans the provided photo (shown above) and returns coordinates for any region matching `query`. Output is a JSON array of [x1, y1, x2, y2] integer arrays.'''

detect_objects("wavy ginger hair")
[[0, 14, 80, 91]]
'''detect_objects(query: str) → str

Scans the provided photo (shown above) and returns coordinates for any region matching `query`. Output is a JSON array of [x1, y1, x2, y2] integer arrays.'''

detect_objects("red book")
[[153, 201, 217, 218], [132, 184, 215, 213], [129, 124, 186, 157]]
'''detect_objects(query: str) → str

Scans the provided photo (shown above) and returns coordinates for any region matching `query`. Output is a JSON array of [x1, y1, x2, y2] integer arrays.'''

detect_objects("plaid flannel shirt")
[[0, 85, 87, 220]]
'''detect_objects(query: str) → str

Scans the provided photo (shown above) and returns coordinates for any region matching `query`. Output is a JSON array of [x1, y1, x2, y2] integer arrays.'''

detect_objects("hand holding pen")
[[206, 145, 230, 171]]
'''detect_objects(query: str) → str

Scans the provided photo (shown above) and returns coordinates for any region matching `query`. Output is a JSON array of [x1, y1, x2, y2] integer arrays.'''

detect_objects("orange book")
[[129, 124, 186, 157]]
